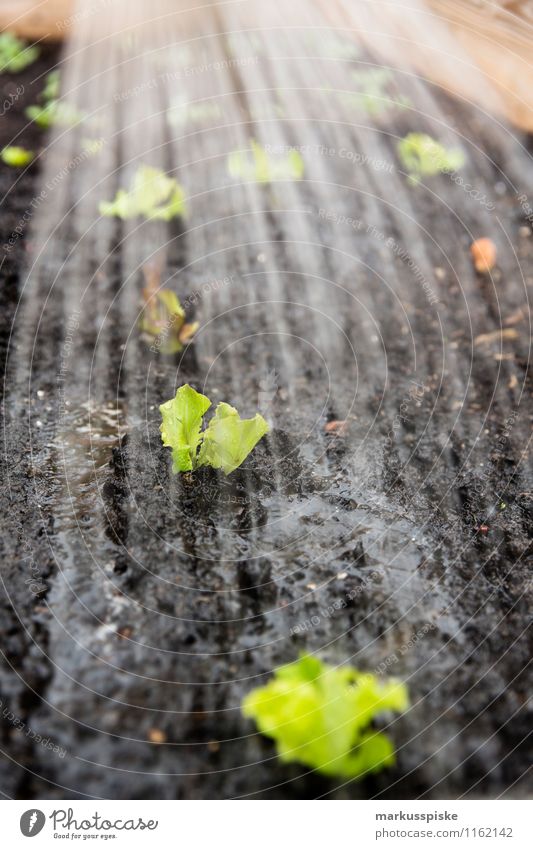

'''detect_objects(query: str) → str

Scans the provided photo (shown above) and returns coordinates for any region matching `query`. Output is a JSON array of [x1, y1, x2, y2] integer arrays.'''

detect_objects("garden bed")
[[1, 42, 532, 800]]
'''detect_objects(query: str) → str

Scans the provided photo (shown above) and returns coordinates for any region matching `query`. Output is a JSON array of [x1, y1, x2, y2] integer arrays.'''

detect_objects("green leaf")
[[25, 99, 85, 129], [334, 69, 410, 117], [159, 384, 210, 472], [42, 70, 61, 102], [139, 265, 198, 354], [99, 165, 187, 221], [1, 146, 33, 167], [157, 289, 185, 319], [159, 387, 269, 474], [0, 32, 39, 73], [242, 655, 409, 779], [228, 139, 304, 184], [397, 132, 465, 183], [198, 402, 270, 475], [24, 71, 84, 130], [139, 288, 197, 354]]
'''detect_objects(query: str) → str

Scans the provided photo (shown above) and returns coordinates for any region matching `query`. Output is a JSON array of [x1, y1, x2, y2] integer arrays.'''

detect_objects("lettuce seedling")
[[0, 32, 39, 72], [160, 384, 269, 475], [99, 165, 186, 221], [139, 265, 198, 354], [397, 132, 465, 184], [25, 71, 85, 129], [228, 139, 304, 184], [195, 401, 269, 473], [345, 69, 410, 116], [242, 654, 409, 779], [1, 146, 34, 167], [42, 69, 60, 101]]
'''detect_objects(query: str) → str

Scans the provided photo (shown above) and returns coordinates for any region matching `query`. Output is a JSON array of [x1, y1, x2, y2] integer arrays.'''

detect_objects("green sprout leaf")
[[228, 139, 304, 184], [139, 264, 198, 354], [1, 146, 33, 167], [397, 132, 465, 184], [159, 385, 269, 475], [26, 100, 85, 128], [160, 384, 211, 473], [0, 32, 39, 72], [242, 654, 409, 779], [99, 165, 187, 221], [42, 69, 60, 101], [198, 402, 270, 475], [338, 69, 410, 117], [25, 70, 86, 129], [25, 72, 85, 129]]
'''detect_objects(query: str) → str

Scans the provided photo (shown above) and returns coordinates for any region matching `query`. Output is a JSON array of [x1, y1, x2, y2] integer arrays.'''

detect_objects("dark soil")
[[1, 46, 532, 800]]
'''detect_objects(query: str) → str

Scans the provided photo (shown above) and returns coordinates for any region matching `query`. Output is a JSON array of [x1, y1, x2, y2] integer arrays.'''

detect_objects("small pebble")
[[470, 238, 496, 273], [325, 420, 348, 436], [148, 728, 166, 744]]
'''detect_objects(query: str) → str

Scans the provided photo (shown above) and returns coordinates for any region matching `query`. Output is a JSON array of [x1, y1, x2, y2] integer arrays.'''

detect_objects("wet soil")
[[1, 47, 532, 800]]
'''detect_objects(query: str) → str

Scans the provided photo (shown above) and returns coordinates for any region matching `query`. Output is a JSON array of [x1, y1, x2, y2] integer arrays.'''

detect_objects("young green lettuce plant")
[[242, 654, 409, 779], [41, 69, 61, 101], [347, 69, 410, 117], [0, 32, 39, 72], [139, 265, 198, 354], [100, 165, 186, 221], [160, 384, 269, 475], [397, 132, 465, 184], [1, 146, 34, 167], [26, 98, 84, 129], [25, 71, 85, 129], [228, 139, 304, 184]]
